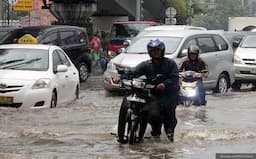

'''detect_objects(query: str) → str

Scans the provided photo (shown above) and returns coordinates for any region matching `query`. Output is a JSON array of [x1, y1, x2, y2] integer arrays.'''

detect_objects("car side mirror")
[[123, 40, 131, 48], [232, 40, 240, 48], [117, 47, 125, 54], [180, 49, 188, 58], [56, 65, 68, 73]]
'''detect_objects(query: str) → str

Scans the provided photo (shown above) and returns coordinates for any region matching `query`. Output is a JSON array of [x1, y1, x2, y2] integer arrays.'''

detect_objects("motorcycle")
[[117, 73, 162, 144], [179, 70, 204, 107]]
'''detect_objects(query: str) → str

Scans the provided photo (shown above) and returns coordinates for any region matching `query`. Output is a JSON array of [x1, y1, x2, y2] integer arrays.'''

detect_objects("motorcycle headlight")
[[32, 78, 51, 89], [187, 89, 196, 97]]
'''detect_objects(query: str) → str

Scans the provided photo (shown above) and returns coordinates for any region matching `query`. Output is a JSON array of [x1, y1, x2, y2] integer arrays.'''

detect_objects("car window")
[[213, 35, 228, 50], [41, 32, 59, 45], [57, 50, 71, 66], [60, 31, 77, 45], [197, 37, 217, 53], [53, 51, 62, 72], [0, 48, 49, 71], [77, 30, 88, 45], [183, 39, 197, 49], [0, 28, 41, 44]]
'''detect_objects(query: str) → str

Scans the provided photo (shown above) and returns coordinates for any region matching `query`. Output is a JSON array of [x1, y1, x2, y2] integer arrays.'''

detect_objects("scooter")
[[116, 73, 163, 144], [179, 70, 203, 107]]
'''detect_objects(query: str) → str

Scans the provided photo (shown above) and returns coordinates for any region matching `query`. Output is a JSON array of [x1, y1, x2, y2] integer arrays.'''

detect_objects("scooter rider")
[[179, 45, 208, 105], [117, 39, 179, 143]]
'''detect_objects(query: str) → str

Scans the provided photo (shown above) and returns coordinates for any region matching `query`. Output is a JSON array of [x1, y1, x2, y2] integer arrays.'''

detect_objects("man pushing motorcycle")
[[179, 45, 209, 106], [117, 39, 180, 143]]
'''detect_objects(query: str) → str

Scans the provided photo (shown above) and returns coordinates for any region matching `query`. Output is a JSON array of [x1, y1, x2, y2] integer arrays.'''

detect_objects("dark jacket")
[[179, 57, 208, 72], [131, 57, 180, 98]]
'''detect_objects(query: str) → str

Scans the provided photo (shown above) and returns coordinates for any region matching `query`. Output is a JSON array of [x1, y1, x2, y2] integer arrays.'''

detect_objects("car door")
[[195, 35, 219, 89], [59, 29, 80, 64], [52, 51, 70, 104], [57, 49, 78, 100]]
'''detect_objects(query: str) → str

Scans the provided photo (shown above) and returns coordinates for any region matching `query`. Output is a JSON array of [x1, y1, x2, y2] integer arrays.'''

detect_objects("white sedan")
[[0, 44, 80, 108]]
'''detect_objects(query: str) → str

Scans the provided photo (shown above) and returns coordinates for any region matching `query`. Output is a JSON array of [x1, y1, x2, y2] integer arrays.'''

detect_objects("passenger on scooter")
[[179, 45, 208, 105], [117, 39, 179, 143]]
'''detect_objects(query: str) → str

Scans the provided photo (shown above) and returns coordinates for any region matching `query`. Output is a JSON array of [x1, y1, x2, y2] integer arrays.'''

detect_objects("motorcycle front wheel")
[[129, 119, 139, 145]]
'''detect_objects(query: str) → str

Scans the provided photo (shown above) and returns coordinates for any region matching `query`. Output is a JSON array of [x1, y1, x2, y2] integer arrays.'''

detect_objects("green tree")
[[192, 0, 247, 30], [169, 0, 188, 24], [169, 0, 204, 24]]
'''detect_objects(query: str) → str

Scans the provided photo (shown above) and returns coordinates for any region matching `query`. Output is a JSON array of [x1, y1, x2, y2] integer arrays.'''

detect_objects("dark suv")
[[0, 25, 92, 82]]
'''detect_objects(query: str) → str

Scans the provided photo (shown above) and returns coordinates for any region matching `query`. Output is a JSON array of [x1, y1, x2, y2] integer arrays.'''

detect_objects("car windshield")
[[240, 35, 256, 48], [110, 23, 154, 42], [126, 37, 183, 54], [0, 48, 49, 71]]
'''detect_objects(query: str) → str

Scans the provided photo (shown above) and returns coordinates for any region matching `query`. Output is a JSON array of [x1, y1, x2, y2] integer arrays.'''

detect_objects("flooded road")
[[0, 75, 256, 159]]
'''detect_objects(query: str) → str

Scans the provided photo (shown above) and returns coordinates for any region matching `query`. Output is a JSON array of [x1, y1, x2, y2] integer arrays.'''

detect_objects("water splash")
[[180, 129, 256, 141]]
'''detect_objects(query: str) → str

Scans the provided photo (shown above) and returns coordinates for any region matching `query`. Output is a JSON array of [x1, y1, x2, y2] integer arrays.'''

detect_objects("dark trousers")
[[147, 96, 177, 137], [198, 79, 206, 104], [117, 96, 177, 139]]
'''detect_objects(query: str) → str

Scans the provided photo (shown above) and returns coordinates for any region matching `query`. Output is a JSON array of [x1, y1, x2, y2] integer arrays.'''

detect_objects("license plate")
[[0, 96, 13, 104], [251, 68, 256, 74]]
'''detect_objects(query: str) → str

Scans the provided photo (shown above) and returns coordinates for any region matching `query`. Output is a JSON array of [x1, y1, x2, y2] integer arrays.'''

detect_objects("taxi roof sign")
[[18, 34, 38, 44]]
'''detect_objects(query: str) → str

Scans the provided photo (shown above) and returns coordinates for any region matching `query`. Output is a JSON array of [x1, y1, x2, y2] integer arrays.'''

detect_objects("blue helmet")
[[147, 39, 165, 56]]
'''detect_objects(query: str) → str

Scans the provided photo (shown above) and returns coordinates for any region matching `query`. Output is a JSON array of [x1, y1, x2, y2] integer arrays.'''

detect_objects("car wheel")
[[75, 86, 79, 99], [231, 80, 242, 90], [213, 73, 229, 95], [79, 62, 89, 82], [50, 91, 57, 108]]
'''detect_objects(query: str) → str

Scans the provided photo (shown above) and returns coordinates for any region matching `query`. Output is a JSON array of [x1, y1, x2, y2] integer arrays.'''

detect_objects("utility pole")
[[7, 0, 10, 26], [136, 0, 144, 21], [187, 0, 193, 25]]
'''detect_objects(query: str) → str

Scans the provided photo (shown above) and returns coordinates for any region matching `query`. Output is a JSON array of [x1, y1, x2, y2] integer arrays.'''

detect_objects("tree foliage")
[[169, 0, 188, 24], [192, 0, 247, 30]]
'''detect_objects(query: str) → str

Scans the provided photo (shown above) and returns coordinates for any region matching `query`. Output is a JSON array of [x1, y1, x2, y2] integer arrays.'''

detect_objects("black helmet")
[[147, 39, 165, 57], [187, 45, 200, 60]]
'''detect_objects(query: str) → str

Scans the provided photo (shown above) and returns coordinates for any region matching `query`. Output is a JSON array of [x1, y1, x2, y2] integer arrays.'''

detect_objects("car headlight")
[[233, 54, 243, 64], [106, 61, 117, 72], [32, 78, 51, 89]]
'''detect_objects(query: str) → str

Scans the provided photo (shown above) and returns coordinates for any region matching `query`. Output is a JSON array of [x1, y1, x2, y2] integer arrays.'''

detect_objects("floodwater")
[[0, 75, 256, 159]]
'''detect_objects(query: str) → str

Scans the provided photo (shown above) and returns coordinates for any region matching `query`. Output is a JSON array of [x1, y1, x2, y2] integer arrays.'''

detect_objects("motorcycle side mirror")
[[200, 69, 208, 73]]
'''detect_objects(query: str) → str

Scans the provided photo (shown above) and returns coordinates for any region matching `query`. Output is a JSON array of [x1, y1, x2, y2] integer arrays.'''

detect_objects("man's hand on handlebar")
[[156, 83, 165, 91]]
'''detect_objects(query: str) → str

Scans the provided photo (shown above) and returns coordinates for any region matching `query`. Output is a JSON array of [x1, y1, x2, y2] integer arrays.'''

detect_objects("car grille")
[[0, 85, 23, 94], [242, 58, 256, 65], [0, 103, 22, 108], [240, 71, 256, 75]]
